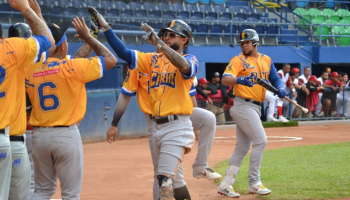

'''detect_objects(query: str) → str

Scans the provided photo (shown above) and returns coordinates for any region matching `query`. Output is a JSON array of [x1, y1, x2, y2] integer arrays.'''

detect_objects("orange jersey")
[[223, 53, 275, 102], [0, 36, 51, 129], [129, 51, 198, 117], [25, 56, 107, 126], [121, 69, 151, 114]]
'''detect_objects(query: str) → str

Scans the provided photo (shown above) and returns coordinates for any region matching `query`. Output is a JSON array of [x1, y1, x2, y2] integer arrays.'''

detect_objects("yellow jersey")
[[25, 56, 107, 126], [0, 36, 51, 129], [121, 68, 197, 115], [129, 51, 198, 116], [223, 53, 274, 102]]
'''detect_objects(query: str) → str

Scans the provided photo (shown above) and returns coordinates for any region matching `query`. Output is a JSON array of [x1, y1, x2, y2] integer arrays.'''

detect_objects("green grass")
[[262, 120, 298, 128], [214, 142, 350, 200]]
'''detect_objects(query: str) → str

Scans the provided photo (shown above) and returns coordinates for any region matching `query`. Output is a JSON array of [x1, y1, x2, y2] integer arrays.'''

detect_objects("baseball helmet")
[[8, 23, 32, 38], [160, 20, 192, 47], [239, 29, 259, 46]]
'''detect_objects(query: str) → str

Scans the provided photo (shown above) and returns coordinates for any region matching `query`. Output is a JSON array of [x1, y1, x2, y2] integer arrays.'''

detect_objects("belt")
[[33, 125, 70, 128], [149, 114, 154, 120], [244, 98, 262, 106], [0, 129, 4, 134], [154, 115, 178, 125], [10, 135, 24, 142]]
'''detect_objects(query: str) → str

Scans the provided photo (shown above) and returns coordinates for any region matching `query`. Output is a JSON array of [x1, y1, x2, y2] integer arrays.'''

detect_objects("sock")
[[277, 106, 283, 116]]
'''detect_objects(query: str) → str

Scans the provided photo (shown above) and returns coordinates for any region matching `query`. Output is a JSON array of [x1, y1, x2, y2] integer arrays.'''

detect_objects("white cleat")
[[267, 116, 279, 122], [195, 167, 222, 181], [218, 186, 240, 198], [248, 181, 271, 195], [278, 116, 289, 123]]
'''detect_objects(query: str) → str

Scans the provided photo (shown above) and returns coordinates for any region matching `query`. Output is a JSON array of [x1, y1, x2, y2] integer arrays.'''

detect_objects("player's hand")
[[331, 86, 336, 92], [141, 23, 159, 46], [88, 6, 111, 31], [236, 75, 256, 87], [72, 17, 91, 41], [292, 91, 296, 98], [277, 88, 286, 98], [8, 0, 29, 12], [106, 125, 118, 144], [208, 98, 213, 105], [28, 0, 41, 17], [305, 88, 310, 95]]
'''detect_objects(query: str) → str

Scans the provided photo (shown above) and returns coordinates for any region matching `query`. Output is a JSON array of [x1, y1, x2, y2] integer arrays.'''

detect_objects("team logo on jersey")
[[33, 69, 60, 78], [239, 56, 250, 70], [12, 158, 21, 167], [151, 71, 176, 89]]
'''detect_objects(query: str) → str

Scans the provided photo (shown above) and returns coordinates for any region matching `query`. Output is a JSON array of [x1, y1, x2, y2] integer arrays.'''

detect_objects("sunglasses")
[[164, 32, 183, 38]]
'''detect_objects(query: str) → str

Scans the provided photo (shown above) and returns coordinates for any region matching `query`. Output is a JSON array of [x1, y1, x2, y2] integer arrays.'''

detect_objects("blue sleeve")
[[98, 56, 107, 77], [189, 84, 197, 97], [181, 54, 199, 79], [32, 35, 51, 63], [104, 29, 132, 65], [121, 88, 137, 96], [269, 61, 284, 89]]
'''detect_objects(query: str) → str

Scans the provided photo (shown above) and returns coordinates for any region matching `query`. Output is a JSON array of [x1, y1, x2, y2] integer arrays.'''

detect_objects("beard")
[[170, 43, 180, 51], [242, 50, 253, 56]]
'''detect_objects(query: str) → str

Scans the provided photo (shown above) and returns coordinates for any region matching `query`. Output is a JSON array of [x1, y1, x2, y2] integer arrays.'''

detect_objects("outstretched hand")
[[88, 6, 112, 31], [28, 0, 41, 17], [8, 0, 29, 12], [72, 17, 91, 41], [141, 23, 160, 46]]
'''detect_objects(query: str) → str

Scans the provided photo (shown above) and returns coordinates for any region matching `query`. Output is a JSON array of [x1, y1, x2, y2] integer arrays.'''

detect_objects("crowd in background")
[[195, 66, 350, 122]]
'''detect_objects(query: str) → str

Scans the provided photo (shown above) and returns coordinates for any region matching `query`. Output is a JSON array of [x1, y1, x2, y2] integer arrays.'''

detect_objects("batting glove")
[[223, 97, 234, 111], [277, 88, 287, 98], [88, 6, 112, 30], [236, 75, 256, 87]]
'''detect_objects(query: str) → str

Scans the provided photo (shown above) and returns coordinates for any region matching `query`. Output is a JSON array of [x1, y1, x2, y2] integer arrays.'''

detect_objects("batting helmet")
[[8, 23, 32, 38], [240, 29, 259, 46], [160, 20, 192, 47]]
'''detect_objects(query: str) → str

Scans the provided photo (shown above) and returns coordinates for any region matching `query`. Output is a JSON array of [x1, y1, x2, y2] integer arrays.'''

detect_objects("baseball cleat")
[[195, 167, 222, 181], [248, 181, 271, 195], [217, 186, 240, 198], [278, 116, 289, 123], [267, 116, 279, 122]]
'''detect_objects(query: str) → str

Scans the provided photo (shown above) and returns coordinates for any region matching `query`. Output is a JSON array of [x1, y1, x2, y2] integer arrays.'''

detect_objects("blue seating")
[[266, 26, 279, 38], [172, 3, 185, 12], [121, 9, 133, 17], [177, 15, 189, 21], [148, 11, 162, 18], [71, 0, 85, 10], [150, 22, 164, 30], [128, 2, 142, 11], [214, 0, 226, 4], [107, 8, 120, 16], [196, 24, 209, 37], [218, 16, 231, 24], [50, 6, 63, 15], [223, 24, 237, 37], [190, 15, 203, 24], [199, 4, 213, 14], [296, 0, 308, 7], [76, 11, 89, 17], [205, 12, 218, 19], [249, 13, 260, 20], [188, 23, 195, 32], [204, 16, 217, 24], [0, 3, 13, 12], [185, 4, 198, 13], [57, 0, 69, 8], [85, 0, 100, 8], [114, 1, 128, 12], [162, 11, 176, 18], [200, 0, 210, 3], [134, 10, 147, 17], [191, 11, 204, 19], [143, 3, 156, 12], [178, 11, 190, 19], [219, 13, 232, 20], [210, 24, 223, 37], [105, 12, 119, 22], [162, 15, 174, 20], [238, 24, 250, 34], [100, 1, 114, 10], [158, 2, 171, 12], [41, 0, 53, 12], [120, 13, 133, 22], [186, 0, 198, 3], [60, 10, 76, 16], [213, 5, 227, 14]]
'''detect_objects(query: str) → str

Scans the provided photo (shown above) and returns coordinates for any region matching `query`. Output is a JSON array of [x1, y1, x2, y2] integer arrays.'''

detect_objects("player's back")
[[26, 56, 106, 126]]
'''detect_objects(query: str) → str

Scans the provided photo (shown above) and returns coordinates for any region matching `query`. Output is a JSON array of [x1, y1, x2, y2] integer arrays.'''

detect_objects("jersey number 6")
[[38, 81, 60, 111]]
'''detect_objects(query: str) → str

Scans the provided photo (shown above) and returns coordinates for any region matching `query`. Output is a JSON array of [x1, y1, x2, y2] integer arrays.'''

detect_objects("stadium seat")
[[162, 11, 176, 18], [57, 0, 69, 8], [128, 2, 142, 11], [190, 15, 203, 24], [149, 11, 162, 18], [209, 24, 222, 36], [308, 8, 322, 18], [227, 6, 241, 16], [114, 1, 128, 12], [150, 22, 164, 30], [204, 12, 218, 19], [199, 4, 213, 14], [195, 24, 209, 45], [85, 0, 100, 8], [328, 15, 341, 22], [294, 7, 308, 24], [314, 15, 326, 22], [311, 18, 328, 40], [185, 4, 199, 13], [219, 13, 232, 20], [104, 13, 119, 23], [342, 16, 350, 21], [200, 0, 210, 4], [337, 9, 350, 17], [178, 11, 190, 19], [218, 16, 231, 25], [296, 0, 308, 8], [332, 25, 345, 36], [325, 19, 338, 28], [121, 9, 133, 17], [177, 15, 189, 21], [100, 1, 114, 10], [204, 16, 217, 25], [143, 3, 156, 12], [325, 0, 335, 8], [213, 0, 226, 4], [337, 28, 350, 46], [120, 13, 133, 23], [158, 2, 172, 12], [191, 12, 204, 19], [266, 25, 279, 38], [50, 6, 63, 15], [186, 0, 198, 3], [188, 23, 195, 32], [134, 10, 147, 17], [172, 3, 185, 12], [213, 5, 227, 15], [322, 8, 336, 18]]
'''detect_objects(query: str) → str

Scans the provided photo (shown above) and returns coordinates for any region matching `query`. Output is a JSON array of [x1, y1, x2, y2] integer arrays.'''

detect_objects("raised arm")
[[8, 0, 55, 54], [106, 93, 132, 143], [28, 0, 45, 23], [72, 17, 117, 69]]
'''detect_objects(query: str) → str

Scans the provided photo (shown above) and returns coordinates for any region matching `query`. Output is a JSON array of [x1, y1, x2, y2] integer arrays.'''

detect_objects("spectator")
[[295, 75, 323, 118], [336, 73, 349, 116], [323, 66, 331, 78], [207, 72, 226, 123], [315, 70, 329, 116], [275, 64, 292, 122], [298, 67, 311, 85], [196, 77, 216, 108], [322, 72, 345, 117]]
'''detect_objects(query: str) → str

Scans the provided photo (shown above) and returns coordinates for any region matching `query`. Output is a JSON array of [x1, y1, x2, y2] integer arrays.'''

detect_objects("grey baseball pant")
[[25, 130, 35, 200], [229, 96, 267, 185], [32, 125, 83, 200], [0, 126, 11, 200], [9, 133, 31, 200]]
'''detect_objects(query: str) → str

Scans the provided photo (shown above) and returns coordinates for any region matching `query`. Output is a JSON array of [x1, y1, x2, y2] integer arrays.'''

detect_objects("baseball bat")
[[256, 78, 309, 114]]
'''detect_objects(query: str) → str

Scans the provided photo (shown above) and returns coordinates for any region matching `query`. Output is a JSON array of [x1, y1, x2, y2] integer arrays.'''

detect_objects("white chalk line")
[[214, 136, 303, 142]]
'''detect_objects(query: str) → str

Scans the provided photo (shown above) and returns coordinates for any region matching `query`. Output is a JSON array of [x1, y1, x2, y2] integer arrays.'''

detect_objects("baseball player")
[[0, 0, 55, 199], [25, 17, 117, 199], [93, 9, 198, 198], [276, 64, 293, 122], [218, 29, 286, 197], [7, 22, 34, 200]]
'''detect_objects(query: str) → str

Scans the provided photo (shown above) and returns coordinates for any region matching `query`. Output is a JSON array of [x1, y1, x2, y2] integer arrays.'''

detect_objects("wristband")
[[292, 88, 296, 92]]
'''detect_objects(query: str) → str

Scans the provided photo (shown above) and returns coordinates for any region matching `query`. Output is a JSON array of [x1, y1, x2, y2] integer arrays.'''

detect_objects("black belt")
[[10, 135, 24, 142], [154, 115, 178, 125], [0, 129, 4, 134], [245, 98, 262, 106], [33, 126, 70, 128]]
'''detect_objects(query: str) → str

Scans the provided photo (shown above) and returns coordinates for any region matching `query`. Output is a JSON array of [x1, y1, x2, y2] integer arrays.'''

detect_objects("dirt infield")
[[51, 123, 350, 200]]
